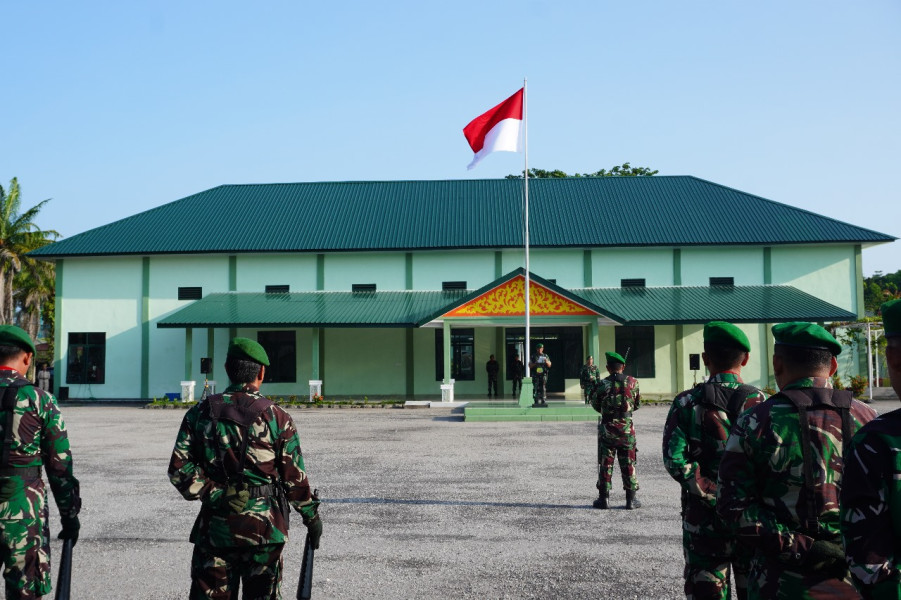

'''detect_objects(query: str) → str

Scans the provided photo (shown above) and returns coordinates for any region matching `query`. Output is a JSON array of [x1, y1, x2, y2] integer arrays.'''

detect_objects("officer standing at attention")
[[529, 343, 552, 405], [716, 322, 876, 599], [841, 299, 901, 598], [579, 355, 601, 404], [485, 354, 500, 398], [590, 351, 641, 509], [0, 325, 80, 600], [662, 321, 767, 600], [510, 353, 525, 398], [168, 337, 323, 599]]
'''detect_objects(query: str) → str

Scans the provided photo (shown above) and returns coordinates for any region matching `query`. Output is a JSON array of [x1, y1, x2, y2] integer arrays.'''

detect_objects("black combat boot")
[[625, 489, 641, 509], [592, 493, 608, 509]]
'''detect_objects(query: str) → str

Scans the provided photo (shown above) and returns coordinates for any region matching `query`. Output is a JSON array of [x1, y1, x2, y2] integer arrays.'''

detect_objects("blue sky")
[[3, 1, 899, 275]]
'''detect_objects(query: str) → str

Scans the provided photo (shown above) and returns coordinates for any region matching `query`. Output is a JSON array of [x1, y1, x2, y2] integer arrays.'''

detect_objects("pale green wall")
[[592, 248, 675, 286], [412, 251, 496, 289], [236, 254, 318, 292], [770, 245, 856, 312], [527, 249, 586, 288], [681, 247, 765, 285], [148, 256, 230, 398], [323, 328, 406, 396], [323, 253, 406, 291], [58, 257, 143, 398]]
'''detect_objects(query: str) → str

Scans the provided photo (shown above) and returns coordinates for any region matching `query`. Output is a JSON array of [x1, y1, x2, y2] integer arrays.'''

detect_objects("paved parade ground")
[[47, 399, 893, 599]]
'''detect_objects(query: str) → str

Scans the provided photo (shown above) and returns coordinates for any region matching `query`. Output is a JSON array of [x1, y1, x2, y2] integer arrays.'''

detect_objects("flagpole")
[[523, 77, 530, 380]]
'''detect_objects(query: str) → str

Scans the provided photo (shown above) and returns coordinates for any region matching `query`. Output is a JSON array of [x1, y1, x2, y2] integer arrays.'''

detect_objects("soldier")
[[663, 321, 766, 600], [168, 337, 323, 599], [0, 325, 80, 600], [529, 343, 552, 405], [486, 354, 499, 398], [510, 353, 524, 398], [841, 298, 901, 598], [590, 351, 641, 509], [579, 355, 601, 404], [717, 322, 876, 599]]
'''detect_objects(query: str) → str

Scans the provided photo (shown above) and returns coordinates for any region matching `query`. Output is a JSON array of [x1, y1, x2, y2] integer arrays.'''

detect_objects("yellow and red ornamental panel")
[[445, 275, 596, 317]]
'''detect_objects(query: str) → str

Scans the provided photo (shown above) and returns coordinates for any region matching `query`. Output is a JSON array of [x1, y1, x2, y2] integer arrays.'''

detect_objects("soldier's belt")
[[247, 483, 281, 498], [0, 466, 41, 479]]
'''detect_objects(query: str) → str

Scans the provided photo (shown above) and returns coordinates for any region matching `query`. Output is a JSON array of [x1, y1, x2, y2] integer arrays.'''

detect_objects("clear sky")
[[3, 1, 899, 275]]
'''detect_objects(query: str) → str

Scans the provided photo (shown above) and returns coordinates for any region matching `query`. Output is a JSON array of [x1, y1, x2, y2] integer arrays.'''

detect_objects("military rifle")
[[297, 489, 319, 600], [54, 538, 74, 600]]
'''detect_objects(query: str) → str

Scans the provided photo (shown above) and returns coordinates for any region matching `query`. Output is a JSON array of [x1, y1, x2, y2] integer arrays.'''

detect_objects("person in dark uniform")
[[529, 344, 552, 405], [485, 355, 499, 398], [510, 353, 524, 398]]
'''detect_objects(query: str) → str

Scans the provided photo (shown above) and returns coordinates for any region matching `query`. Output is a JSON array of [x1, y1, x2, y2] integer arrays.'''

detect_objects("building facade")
[[32, 177, 894, 400]]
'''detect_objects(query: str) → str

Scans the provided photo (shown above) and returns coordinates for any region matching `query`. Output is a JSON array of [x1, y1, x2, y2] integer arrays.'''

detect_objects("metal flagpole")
[[523, 78, 530, 380]]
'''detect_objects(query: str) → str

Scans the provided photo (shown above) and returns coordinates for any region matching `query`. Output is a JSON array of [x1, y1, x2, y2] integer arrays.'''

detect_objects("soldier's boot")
[[625, 489, 641, 510], [592, 493, 608, 509]]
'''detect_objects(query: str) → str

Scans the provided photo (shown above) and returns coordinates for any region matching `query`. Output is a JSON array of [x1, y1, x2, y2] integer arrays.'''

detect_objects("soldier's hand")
[[223, 485, 250, 513], [304, 514, 322, 550], [58, 515, 80, 546], [804, 540, 845, 571]]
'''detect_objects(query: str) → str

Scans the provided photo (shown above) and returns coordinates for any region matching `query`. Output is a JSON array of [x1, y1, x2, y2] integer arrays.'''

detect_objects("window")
[[434, 328, 475, 381], [614, 326, 655, 378], [178, 286, 202, 300], [621, 278, 646, 288], [442, 281, 467, 291], [265, 285, 290, 294], [352, 283, 376, 293], [258, 331, 296, 383], [67, 332, 106, 384], [709, 277, 734, 287]]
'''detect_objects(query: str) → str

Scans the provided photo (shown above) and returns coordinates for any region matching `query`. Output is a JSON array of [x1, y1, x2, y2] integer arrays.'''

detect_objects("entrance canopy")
[[157, 268, 856, 329]]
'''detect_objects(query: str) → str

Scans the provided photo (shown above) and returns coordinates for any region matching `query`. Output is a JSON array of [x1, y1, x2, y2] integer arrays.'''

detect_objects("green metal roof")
[[573, 285, 856, 325], [32, 177, 893, 258], [156, 290, 468, 328], [157, 280, 855, 329]]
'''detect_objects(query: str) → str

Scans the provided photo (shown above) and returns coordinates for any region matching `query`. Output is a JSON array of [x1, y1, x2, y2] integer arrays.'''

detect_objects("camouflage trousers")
[[597, 444, 638, 492], [190, 542, 284, 600], [512, 378, 522, 397], [682, 531, 750, 600], [533, 375, 547, 401], [0, 517, 51, 600], [748, 559, 857, 600]]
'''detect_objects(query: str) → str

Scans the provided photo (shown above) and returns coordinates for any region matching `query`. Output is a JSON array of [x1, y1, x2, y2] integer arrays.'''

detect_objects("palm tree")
[[0, 178, 58, 323]]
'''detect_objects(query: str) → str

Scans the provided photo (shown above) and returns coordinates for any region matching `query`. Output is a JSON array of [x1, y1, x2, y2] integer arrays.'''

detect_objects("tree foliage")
[[506, 162, 658, 179], [863, 269, 901, 313]]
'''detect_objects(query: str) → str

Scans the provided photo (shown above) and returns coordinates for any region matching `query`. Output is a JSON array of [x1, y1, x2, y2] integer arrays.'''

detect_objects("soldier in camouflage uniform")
[[841, 298, 901, 598], [169, 337, 323, 599], [590, 351, 641, 509], [663, 321, 766, 600], [717, 322, 876, 599], [0, 325, 80, 600], [529, 344, 552, 405], [579, 355, 601, 404]]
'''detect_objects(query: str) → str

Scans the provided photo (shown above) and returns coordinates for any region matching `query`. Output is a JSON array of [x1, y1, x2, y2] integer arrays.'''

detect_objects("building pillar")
[[184, 328, 193, 381], [674, 324, 685, 393], [443, 321, 452, 384]]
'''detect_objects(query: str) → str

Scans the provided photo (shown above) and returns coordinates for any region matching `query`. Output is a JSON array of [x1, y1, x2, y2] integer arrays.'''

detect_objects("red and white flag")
[[462, 88, 524, 170]]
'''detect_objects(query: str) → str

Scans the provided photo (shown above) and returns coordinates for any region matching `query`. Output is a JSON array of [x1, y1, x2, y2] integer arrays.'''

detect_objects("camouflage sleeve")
[[662, 399, 697, 483], [716, 409, 811, 559], [742, 390, 768, 413], [841, 426, 901, 596], [589, 381, 606, 414], [270, 408, 314, 518], [168, 407, 224, 506], [633, 380, 640, 411], [39, 392, 81, 518]]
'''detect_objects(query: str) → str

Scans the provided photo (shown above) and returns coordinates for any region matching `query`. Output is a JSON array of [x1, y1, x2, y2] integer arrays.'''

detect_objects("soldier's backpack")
[[0, 379, 41, 478], [694, 382, 758, 422]]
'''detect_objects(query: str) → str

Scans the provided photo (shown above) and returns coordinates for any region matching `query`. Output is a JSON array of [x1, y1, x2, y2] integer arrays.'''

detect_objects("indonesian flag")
[[462, 88, 524, 170]]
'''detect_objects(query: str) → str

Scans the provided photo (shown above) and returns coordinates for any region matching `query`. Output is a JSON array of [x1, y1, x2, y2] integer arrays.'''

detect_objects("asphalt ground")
[[46, 397, 899, 599]]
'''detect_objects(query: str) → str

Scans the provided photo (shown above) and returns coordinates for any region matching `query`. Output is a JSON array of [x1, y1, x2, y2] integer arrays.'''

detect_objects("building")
[[31, 177, 894, 401]]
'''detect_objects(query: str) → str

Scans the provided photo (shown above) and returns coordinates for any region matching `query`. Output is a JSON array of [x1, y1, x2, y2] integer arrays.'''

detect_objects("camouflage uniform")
[[530, 352, 551, 403], [0, 368, 80, 600], [579, 362, 601, 404], [168, 382, 316, 599], [509, 357, 524, 397], [590, 373, 640, 493], [663, 373, 766, 600], [716, 377, 877, 599], [841, 407, 901, 598]]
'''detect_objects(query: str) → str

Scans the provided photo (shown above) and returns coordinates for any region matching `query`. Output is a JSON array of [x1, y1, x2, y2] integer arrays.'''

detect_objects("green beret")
[[772, 322, 842, 356], [227, 337, 270, 366], [605, 351, 625, 365], [704, 321, 751, 352], [536, 343, 544, 349], [883, 299, 901, 339], [0, 325, 35, 355]]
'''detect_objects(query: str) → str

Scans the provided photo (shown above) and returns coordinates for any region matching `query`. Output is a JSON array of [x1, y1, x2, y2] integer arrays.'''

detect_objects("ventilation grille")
[[265, 285, 290, 294], [178, 286, 202, 300], [621, 278, 646, 288], [710, 277, 735, 287], [352, 283, 377, 293]]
